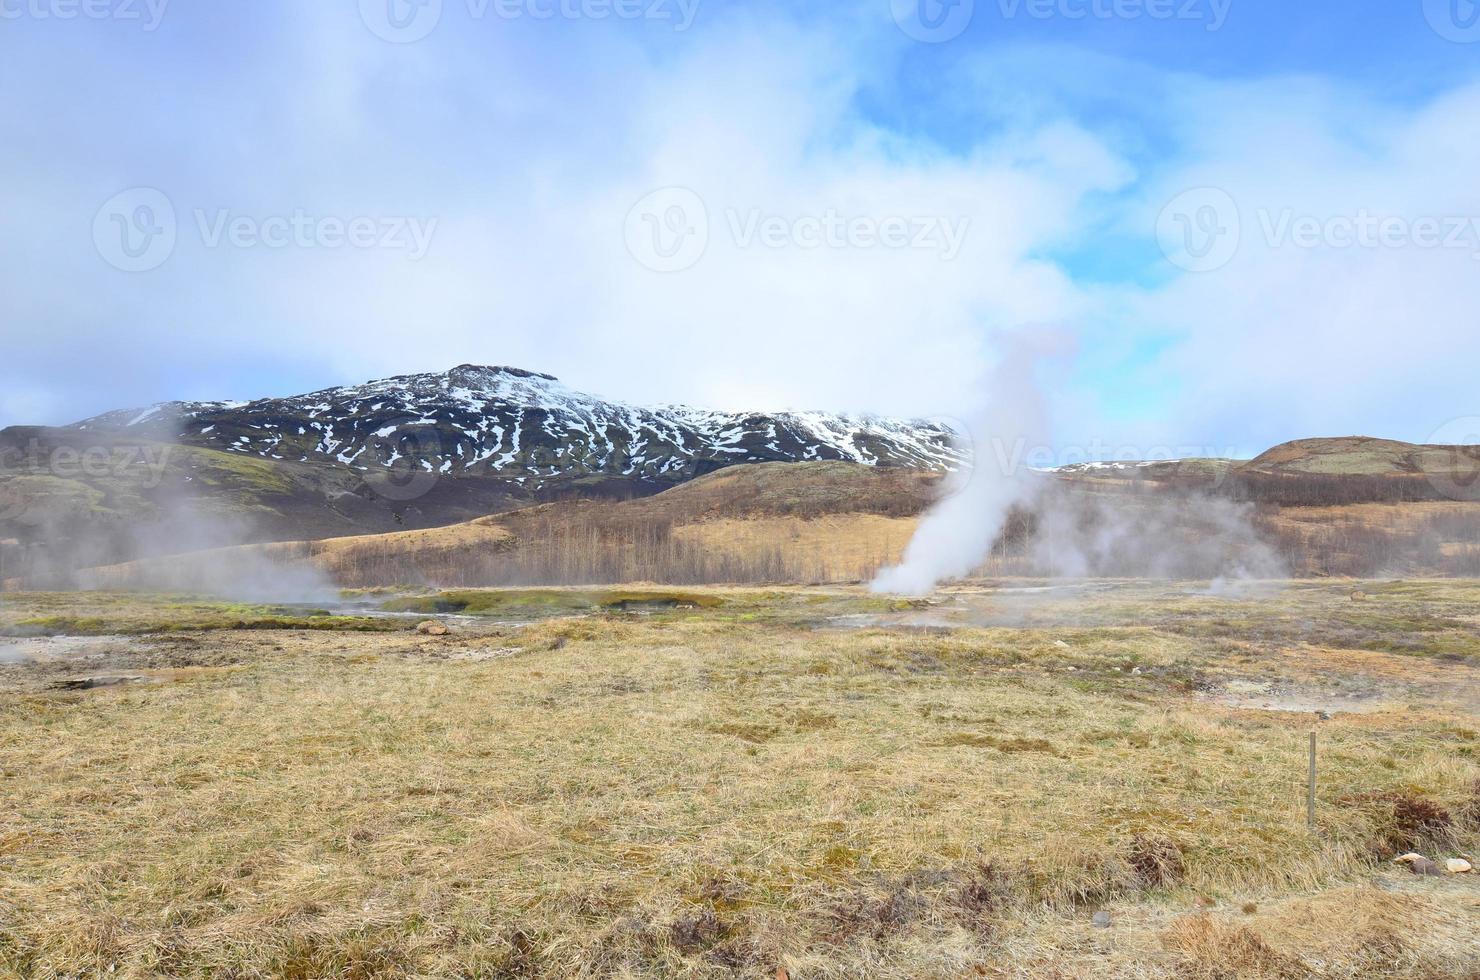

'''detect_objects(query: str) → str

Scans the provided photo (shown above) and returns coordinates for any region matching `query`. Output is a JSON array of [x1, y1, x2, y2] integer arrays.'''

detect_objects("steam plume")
[[872, 338, 1056, 596], [872, 334, 1287, 595]]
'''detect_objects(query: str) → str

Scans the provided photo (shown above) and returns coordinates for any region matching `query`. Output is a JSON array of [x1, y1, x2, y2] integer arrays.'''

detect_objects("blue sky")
[[3, 0, 1478, 460]]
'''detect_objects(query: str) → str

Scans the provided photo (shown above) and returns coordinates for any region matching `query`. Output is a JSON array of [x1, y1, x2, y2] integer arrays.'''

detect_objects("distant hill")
[[79, 462, 942, 590], [8, 374, 1480, 589], [1, 366, 961, 584], [1056, 437, 1480, 505], [77, 442, 1480, 590], [70, 363, 961, 492], [1243, 436, 1480, 479]]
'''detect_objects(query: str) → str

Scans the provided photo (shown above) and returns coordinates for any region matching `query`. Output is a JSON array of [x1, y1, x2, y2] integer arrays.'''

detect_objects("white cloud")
[[1, 5, 1477, 460], [1121, 79, 1480, 450]]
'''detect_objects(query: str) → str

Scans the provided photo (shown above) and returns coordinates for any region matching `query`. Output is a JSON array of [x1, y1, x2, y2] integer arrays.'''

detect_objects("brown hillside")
[[1243, 436, 1480, 478], [81, 463, 940, 590], [72, 443, 1480, 590]]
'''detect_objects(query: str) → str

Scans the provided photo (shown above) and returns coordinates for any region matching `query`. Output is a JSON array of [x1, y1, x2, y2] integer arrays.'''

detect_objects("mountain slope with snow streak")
[[74, 365, 963, 493]]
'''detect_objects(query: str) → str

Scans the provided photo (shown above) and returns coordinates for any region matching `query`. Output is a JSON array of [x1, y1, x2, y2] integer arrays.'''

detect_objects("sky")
[[2, 0, 1479, 460]]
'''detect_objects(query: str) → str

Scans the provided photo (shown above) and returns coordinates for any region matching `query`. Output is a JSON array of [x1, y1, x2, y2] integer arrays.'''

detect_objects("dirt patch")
[[934, 733, 1066, 757], [669, 907, 728, 953], [792, 709, 837, 732], [823, 884, 923, 944], [51, 674, 154, 691], [953, 862, 1016, 934], [1205, 678, 1388, 715], [706, 722, 780, 744], [0, 635, 140, 665]]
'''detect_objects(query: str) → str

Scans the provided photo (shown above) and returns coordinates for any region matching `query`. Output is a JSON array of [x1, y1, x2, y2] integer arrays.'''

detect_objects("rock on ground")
[[1393, 854, 1442, 876]]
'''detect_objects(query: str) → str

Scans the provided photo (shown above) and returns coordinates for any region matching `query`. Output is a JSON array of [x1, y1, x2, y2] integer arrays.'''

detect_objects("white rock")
[[1446, 859, 1472, 874]]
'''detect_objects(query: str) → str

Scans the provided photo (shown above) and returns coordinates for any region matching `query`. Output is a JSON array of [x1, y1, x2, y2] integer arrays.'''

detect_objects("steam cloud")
[[872, 336, 1287, 595], [1021, 484, 1286, 583], [872, 338, 1055, 596], [1, 433, 338, 604], [72, 497, 340, 605]]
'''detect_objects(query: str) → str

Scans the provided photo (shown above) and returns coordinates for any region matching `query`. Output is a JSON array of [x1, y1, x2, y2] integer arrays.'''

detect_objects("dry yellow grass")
[[1273, 501, 1478, 526], [0, 581, 1477, 976], [670, 514, 917, 583]]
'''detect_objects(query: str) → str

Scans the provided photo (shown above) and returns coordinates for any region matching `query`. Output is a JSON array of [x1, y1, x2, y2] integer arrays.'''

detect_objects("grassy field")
[[0, 581, 1477, 977]]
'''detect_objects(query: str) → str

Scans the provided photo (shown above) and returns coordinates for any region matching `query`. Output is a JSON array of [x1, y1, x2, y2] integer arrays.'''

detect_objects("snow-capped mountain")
[[74, 365, 963, 490]]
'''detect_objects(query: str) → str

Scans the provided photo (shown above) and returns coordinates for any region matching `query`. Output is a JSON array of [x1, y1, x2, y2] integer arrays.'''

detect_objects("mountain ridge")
[[0, 365, 965, 583], [70, 363, 965, 493]]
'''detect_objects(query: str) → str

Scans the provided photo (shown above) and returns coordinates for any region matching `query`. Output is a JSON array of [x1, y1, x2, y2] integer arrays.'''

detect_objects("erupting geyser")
[[871, 338, 1057, 596]]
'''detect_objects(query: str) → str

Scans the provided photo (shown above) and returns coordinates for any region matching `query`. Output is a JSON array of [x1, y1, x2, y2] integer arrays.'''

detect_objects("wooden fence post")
[[1307, 731, 1317, 831]]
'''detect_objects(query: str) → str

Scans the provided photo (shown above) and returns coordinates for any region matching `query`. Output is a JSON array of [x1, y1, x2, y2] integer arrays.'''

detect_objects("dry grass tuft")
[[1162, 914, 1309, 979], [1455, 778, 1480, 831], [1126, 834, 1187, 889], [1338, 790, 1455, 859]]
